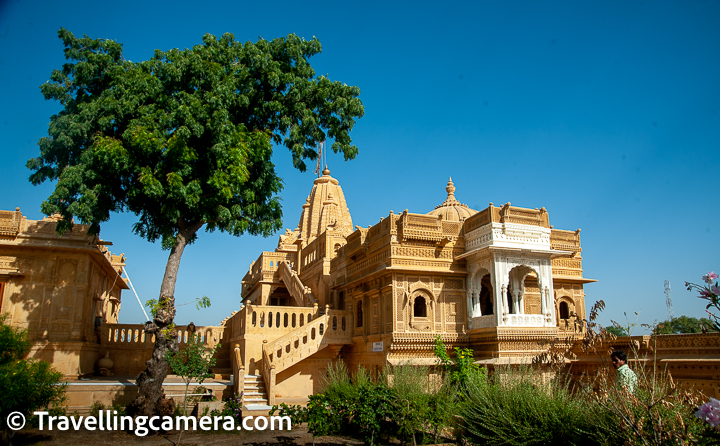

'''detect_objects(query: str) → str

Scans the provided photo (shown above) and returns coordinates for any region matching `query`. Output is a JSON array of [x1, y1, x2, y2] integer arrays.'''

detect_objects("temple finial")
[[446, 177, 456, 199], [322, 165, 330, 176]]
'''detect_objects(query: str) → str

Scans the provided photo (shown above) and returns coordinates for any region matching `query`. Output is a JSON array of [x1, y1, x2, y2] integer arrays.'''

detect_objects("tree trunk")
[[129, 221, 202, 416]]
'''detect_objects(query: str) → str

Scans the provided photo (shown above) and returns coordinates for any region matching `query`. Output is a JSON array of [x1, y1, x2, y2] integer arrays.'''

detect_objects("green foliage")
[[210, 392, 243, 423], [165, 332, 219, 414], [28, 29, 364, 247], [0, 316, 66, 439], [433, 335, 485, 390], [605, 325, 629, 336], [146, 296, 211, 319], [462, 366, 616, 446], [300, 361, 458, 446], [269, 402, 308, 425], [0, 315, 31, 365], [653, 315, 717, 334]]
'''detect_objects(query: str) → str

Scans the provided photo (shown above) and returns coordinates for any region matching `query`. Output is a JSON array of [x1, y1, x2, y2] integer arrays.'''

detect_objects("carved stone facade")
[[232, 173, 599, 403], [0, 208, 128, 376]]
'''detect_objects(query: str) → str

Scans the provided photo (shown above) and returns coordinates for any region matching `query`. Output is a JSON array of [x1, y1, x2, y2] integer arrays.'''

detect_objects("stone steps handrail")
[[263, 308, 353, 375], [260, 308, 352, 405], [279, 260, 316, 306]]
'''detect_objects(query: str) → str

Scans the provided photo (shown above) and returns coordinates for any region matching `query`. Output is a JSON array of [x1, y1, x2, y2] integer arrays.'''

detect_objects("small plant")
[[89, 401, 105, 418], [165, 329, 219, 445], [216, 392, 244, 423], [165, 332, 219, 415], [433, 336, 484, 391]]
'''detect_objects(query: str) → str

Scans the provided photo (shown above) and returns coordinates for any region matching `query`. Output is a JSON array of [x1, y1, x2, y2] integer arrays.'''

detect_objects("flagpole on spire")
[[314, 140, 325, 178]]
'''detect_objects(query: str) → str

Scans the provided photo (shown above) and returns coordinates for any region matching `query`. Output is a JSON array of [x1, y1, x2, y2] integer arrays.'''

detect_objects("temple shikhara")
[[1, 170, 718, 411]]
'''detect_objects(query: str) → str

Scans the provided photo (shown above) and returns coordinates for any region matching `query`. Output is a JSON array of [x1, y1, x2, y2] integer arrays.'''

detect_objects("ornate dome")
[[426, 177, 478, 221]]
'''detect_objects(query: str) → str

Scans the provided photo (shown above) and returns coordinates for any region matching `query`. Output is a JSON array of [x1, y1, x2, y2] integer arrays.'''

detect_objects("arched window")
[[559, 301, 570, 319], [357, 300, 363, 327], [480, 275, 494, 315], [413, 295, 427, 318]]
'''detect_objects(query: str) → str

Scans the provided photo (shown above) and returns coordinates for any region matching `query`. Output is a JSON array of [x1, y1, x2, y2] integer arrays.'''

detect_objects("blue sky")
[[1, 1, 718, 332]]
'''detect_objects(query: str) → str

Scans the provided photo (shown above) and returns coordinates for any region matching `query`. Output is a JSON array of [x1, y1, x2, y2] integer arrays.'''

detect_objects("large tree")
[[28, 29, 363, 415]]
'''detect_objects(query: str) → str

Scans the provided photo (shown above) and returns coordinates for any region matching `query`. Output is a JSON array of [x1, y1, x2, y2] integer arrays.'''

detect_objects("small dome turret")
[[426, 177, 478, 221]]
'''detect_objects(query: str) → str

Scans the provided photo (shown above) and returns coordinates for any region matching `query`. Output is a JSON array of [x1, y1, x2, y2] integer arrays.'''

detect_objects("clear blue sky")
[[1, 1, 718, 332]]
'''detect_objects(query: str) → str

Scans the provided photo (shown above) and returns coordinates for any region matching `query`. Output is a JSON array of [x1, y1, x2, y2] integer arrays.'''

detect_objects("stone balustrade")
[[100, 323, 225, 375], [503, 313, 547, 327], [263, 309, 352, 373], [279, 261, 315, 306]]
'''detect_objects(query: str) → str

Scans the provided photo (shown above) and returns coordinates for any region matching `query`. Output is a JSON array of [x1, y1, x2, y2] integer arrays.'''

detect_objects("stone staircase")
[[260, 308, 353, 405], [279, 261, 317, 307], [242, 375, 269, 406]]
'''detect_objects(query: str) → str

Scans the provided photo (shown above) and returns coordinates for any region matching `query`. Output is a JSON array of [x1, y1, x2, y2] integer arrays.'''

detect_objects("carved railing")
[[499, 204, 550, 228], [279, 261, 315, 306], [243, 304, 320, 337], [400, 211, 443, 242], [102, 323, 224, 347], [0, 209, 22, 237], [103, 324, 154, 345], [242, 252, 297, 295], [465, 207, 492, 233], [263, 308, 352, 374], [550, 229, 581, 253]]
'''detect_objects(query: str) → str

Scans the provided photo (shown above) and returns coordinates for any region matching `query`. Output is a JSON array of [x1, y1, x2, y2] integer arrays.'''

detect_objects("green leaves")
[[29, 29, 363, 248], [0, 316, 65, 433]]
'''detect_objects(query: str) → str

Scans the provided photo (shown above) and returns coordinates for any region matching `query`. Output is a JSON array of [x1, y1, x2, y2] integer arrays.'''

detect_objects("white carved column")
[[466, 290, 474, 319], [491, 256, 503, 326]]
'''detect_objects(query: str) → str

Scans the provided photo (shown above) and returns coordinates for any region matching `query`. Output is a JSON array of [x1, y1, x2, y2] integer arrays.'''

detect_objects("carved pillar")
[[512, 290, 521, 315], [466, 290, 474, 319]]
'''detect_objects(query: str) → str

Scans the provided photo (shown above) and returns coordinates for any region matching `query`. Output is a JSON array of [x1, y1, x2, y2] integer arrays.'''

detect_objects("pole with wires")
[[124, 268, 150, 322]]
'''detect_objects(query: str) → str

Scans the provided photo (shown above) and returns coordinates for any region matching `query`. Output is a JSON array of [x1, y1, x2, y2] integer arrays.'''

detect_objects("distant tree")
[[653, 315, 718, 335], [28, 29, 364, 416], [604, 325, 629, 337], [0, 316, 65, 444]]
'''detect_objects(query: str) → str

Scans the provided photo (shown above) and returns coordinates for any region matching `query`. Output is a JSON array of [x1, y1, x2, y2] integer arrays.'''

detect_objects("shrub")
[[462, 365, 615, 446], [0, 315, 66, 444], [434, 336, 485, 392]]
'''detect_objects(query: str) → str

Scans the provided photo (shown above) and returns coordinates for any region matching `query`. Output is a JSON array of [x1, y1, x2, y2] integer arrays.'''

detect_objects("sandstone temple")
[[1, 171, 718, 411]]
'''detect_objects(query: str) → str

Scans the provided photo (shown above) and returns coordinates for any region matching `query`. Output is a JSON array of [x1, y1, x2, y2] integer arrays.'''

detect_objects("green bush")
[[462, 366, 615, 446], [0, 315, 66, 444], [308, 364, 393, 446], [302, 361, 459, 446]]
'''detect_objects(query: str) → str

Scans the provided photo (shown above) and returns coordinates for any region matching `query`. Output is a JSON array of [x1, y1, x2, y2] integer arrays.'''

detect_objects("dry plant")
[[535, 300, 711, 445]]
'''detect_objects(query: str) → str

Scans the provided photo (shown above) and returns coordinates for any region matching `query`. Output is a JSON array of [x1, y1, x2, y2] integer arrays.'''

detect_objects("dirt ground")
[[8, 425, 366, 446]]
